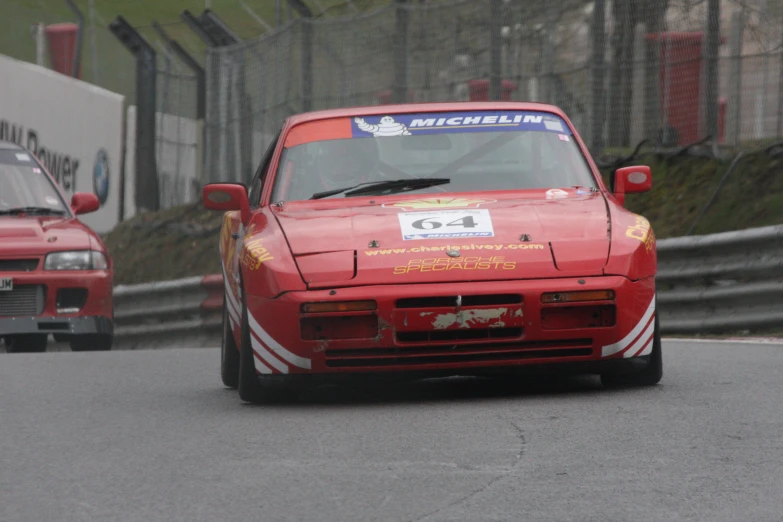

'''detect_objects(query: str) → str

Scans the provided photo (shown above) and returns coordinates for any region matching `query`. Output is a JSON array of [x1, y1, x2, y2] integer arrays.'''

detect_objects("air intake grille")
[[325, 338, 594, 368], [0, 285, 45, 316], [0, 259, 39, 272]]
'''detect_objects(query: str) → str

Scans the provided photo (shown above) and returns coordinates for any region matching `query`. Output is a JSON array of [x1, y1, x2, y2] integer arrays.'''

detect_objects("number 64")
[[411, 216, 478, 230]]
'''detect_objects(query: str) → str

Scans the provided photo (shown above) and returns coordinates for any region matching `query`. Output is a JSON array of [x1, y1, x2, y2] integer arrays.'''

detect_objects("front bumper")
[[236, 275, 656, 377], [0, 265, 113, 336], [0, 315, 113, 336]]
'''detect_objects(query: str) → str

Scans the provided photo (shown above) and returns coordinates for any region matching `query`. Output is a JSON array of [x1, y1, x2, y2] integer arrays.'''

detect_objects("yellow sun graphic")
[[384, 197, 495, 210]]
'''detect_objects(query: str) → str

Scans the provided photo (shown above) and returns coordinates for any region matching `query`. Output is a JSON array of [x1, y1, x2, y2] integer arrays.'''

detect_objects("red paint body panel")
[[272, 190, 611, 287], [219, 209, 307, 299], [603, 206, 657, 281], [213, 102, 658, 378], [295, 251, 356, 284]]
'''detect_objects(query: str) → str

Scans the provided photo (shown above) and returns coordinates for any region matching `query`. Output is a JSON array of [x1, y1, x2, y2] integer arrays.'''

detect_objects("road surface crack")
[[409, 415, 526, 521]]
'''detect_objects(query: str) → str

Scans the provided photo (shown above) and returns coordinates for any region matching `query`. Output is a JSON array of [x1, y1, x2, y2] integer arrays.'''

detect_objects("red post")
[[468, 80, 518, 101], [45, 23, 81, 78]]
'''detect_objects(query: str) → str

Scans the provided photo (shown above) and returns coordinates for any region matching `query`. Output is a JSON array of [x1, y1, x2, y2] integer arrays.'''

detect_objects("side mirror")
[[613, 166, 652, 206], [71, 192, 100, 215], [203, 183, 251, 223]]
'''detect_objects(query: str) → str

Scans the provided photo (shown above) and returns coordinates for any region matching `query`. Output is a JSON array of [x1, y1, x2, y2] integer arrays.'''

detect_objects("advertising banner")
[[0, 54, 124, 233]]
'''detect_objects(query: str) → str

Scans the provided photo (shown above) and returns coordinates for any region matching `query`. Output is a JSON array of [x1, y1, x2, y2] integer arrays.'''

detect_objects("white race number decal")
[[398, 209, 494, 240]]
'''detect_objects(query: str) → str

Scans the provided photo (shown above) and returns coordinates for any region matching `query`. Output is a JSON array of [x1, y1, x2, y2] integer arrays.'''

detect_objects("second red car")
[[0, 140, 114, 353]]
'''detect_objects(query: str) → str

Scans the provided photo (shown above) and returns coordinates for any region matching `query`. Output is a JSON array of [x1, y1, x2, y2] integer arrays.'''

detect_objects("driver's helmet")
[[316, 137, 380, 189]]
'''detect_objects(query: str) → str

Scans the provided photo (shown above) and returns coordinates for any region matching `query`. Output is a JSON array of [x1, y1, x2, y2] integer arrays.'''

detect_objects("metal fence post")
[[630, 24, 647, 145], [88, 0, 99, 83], [35, 23, 45, 66], [540, 1, 556, 103], [109, 16, 161, 212], [64, 0, 83, 78], [703, 0, 720, 140], [152, 22, 207, 191], [394, 0, 409, 104], [489, 0, 502, 101], [589, 0, 606, 154], [777, 8, 783, 136], [182, 9, 246, 184], [200, 9, 251, 184], [643, 6, 665, 143], [726, 11, 744, 146], [288, 1, 313, 112], [302, 20, 313, 112]]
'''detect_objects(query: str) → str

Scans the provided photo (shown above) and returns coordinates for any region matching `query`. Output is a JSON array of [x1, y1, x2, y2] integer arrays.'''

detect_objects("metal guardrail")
[[108, 224, 783, 348], [656, 224, 783, 335], [112, 274, 223, 349]]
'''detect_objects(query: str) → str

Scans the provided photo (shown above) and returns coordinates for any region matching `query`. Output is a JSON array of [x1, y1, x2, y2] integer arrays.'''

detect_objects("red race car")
[[204, 102, 660, 403], [0, 140, 113, 353]]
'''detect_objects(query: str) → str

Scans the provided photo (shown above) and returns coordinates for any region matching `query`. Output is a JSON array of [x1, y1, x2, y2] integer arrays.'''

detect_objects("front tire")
[[70, 334, 113, 352], [221, 298, 240, 389], [601, 314, 663, 388], [237, 286, 268, 404]]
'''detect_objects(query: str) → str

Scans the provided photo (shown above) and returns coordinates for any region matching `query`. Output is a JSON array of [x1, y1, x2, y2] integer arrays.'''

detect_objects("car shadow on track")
[[234, 374, 617, 408]]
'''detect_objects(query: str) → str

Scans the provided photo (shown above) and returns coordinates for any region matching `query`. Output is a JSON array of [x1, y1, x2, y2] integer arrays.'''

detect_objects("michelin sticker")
[[355, 116, 412, 137], [351, 111, 572, 138], [398, 209, 495, 240]]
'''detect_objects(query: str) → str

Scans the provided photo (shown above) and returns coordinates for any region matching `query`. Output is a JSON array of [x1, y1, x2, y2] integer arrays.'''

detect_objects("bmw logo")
[[93, 148, 110, 205]]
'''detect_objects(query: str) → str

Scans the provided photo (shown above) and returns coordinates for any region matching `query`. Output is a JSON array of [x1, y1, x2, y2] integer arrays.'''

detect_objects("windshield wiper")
[[311, 178, 451, 200], [0, 206, 67, 216]]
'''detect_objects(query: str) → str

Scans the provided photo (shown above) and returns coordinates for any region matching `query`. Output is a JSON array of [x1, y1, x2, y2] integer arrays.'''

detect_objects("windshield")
[[0, 148, 69, 214], [271, 110, 597, 202]]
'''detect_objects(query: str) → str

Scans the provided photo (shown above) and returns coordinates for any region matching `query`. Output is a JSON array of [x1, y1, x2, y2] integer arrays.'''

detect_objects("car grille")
[[0, 259, 39, 272], [0, 285, 46, 316], [324, 338, 594, 368]]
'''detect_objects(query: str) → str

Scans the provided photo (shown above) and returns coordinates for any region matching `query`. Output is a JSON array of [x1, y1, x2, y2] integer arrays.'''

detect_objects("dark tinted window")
[[248, 133, 280, 208]]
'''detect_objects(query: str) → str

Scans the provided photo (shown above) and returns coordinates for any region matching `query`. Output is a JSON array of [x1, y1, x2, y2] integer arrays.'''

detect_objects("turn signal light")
[[301, 300, 377, 313], [541, 290, 615, 304]]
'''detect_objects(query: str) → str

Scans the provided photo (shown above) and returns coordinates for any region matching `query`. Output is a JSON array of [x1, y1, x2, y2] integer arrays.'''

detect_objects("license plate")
[[0, 277, 12, 291]]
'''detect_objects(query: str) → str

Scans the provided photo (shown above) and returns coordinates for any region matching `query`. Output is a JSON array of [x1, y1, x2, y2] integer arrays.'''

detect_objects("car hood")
[[274, 190, 612, 287], [0, 216, 92, 257]]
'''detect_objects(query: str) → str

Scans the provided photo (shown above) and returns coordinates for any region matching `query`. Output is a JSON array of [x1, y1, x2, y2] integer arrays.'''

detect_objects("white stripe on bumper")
[[251, 334, 289, 374], [249, 311, 312, 370], [252, 354, 273, 374], [602, 294, 656, 358], [622, 316, 656, 358]]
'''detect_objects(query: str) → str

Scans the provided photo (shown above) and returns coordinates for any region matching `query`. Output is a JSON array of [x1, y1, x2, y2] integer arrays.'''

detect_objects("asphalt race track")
[[2, 340, 782, 522]]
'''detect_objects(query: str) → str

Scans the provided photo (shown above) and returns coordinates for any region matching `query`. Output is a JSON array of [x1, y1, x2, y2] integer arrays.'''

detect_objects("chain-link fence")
[[204, 0, 783, 186], [154, 39, 202, 209], [0, 5, 201, 212], [5, 1, 783, 210]]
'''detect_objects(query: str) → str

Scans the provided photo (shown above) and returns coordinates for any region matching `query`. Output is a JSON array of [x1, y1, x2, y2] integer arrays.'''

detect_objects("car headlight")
[[44, 251, 108, 271]]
